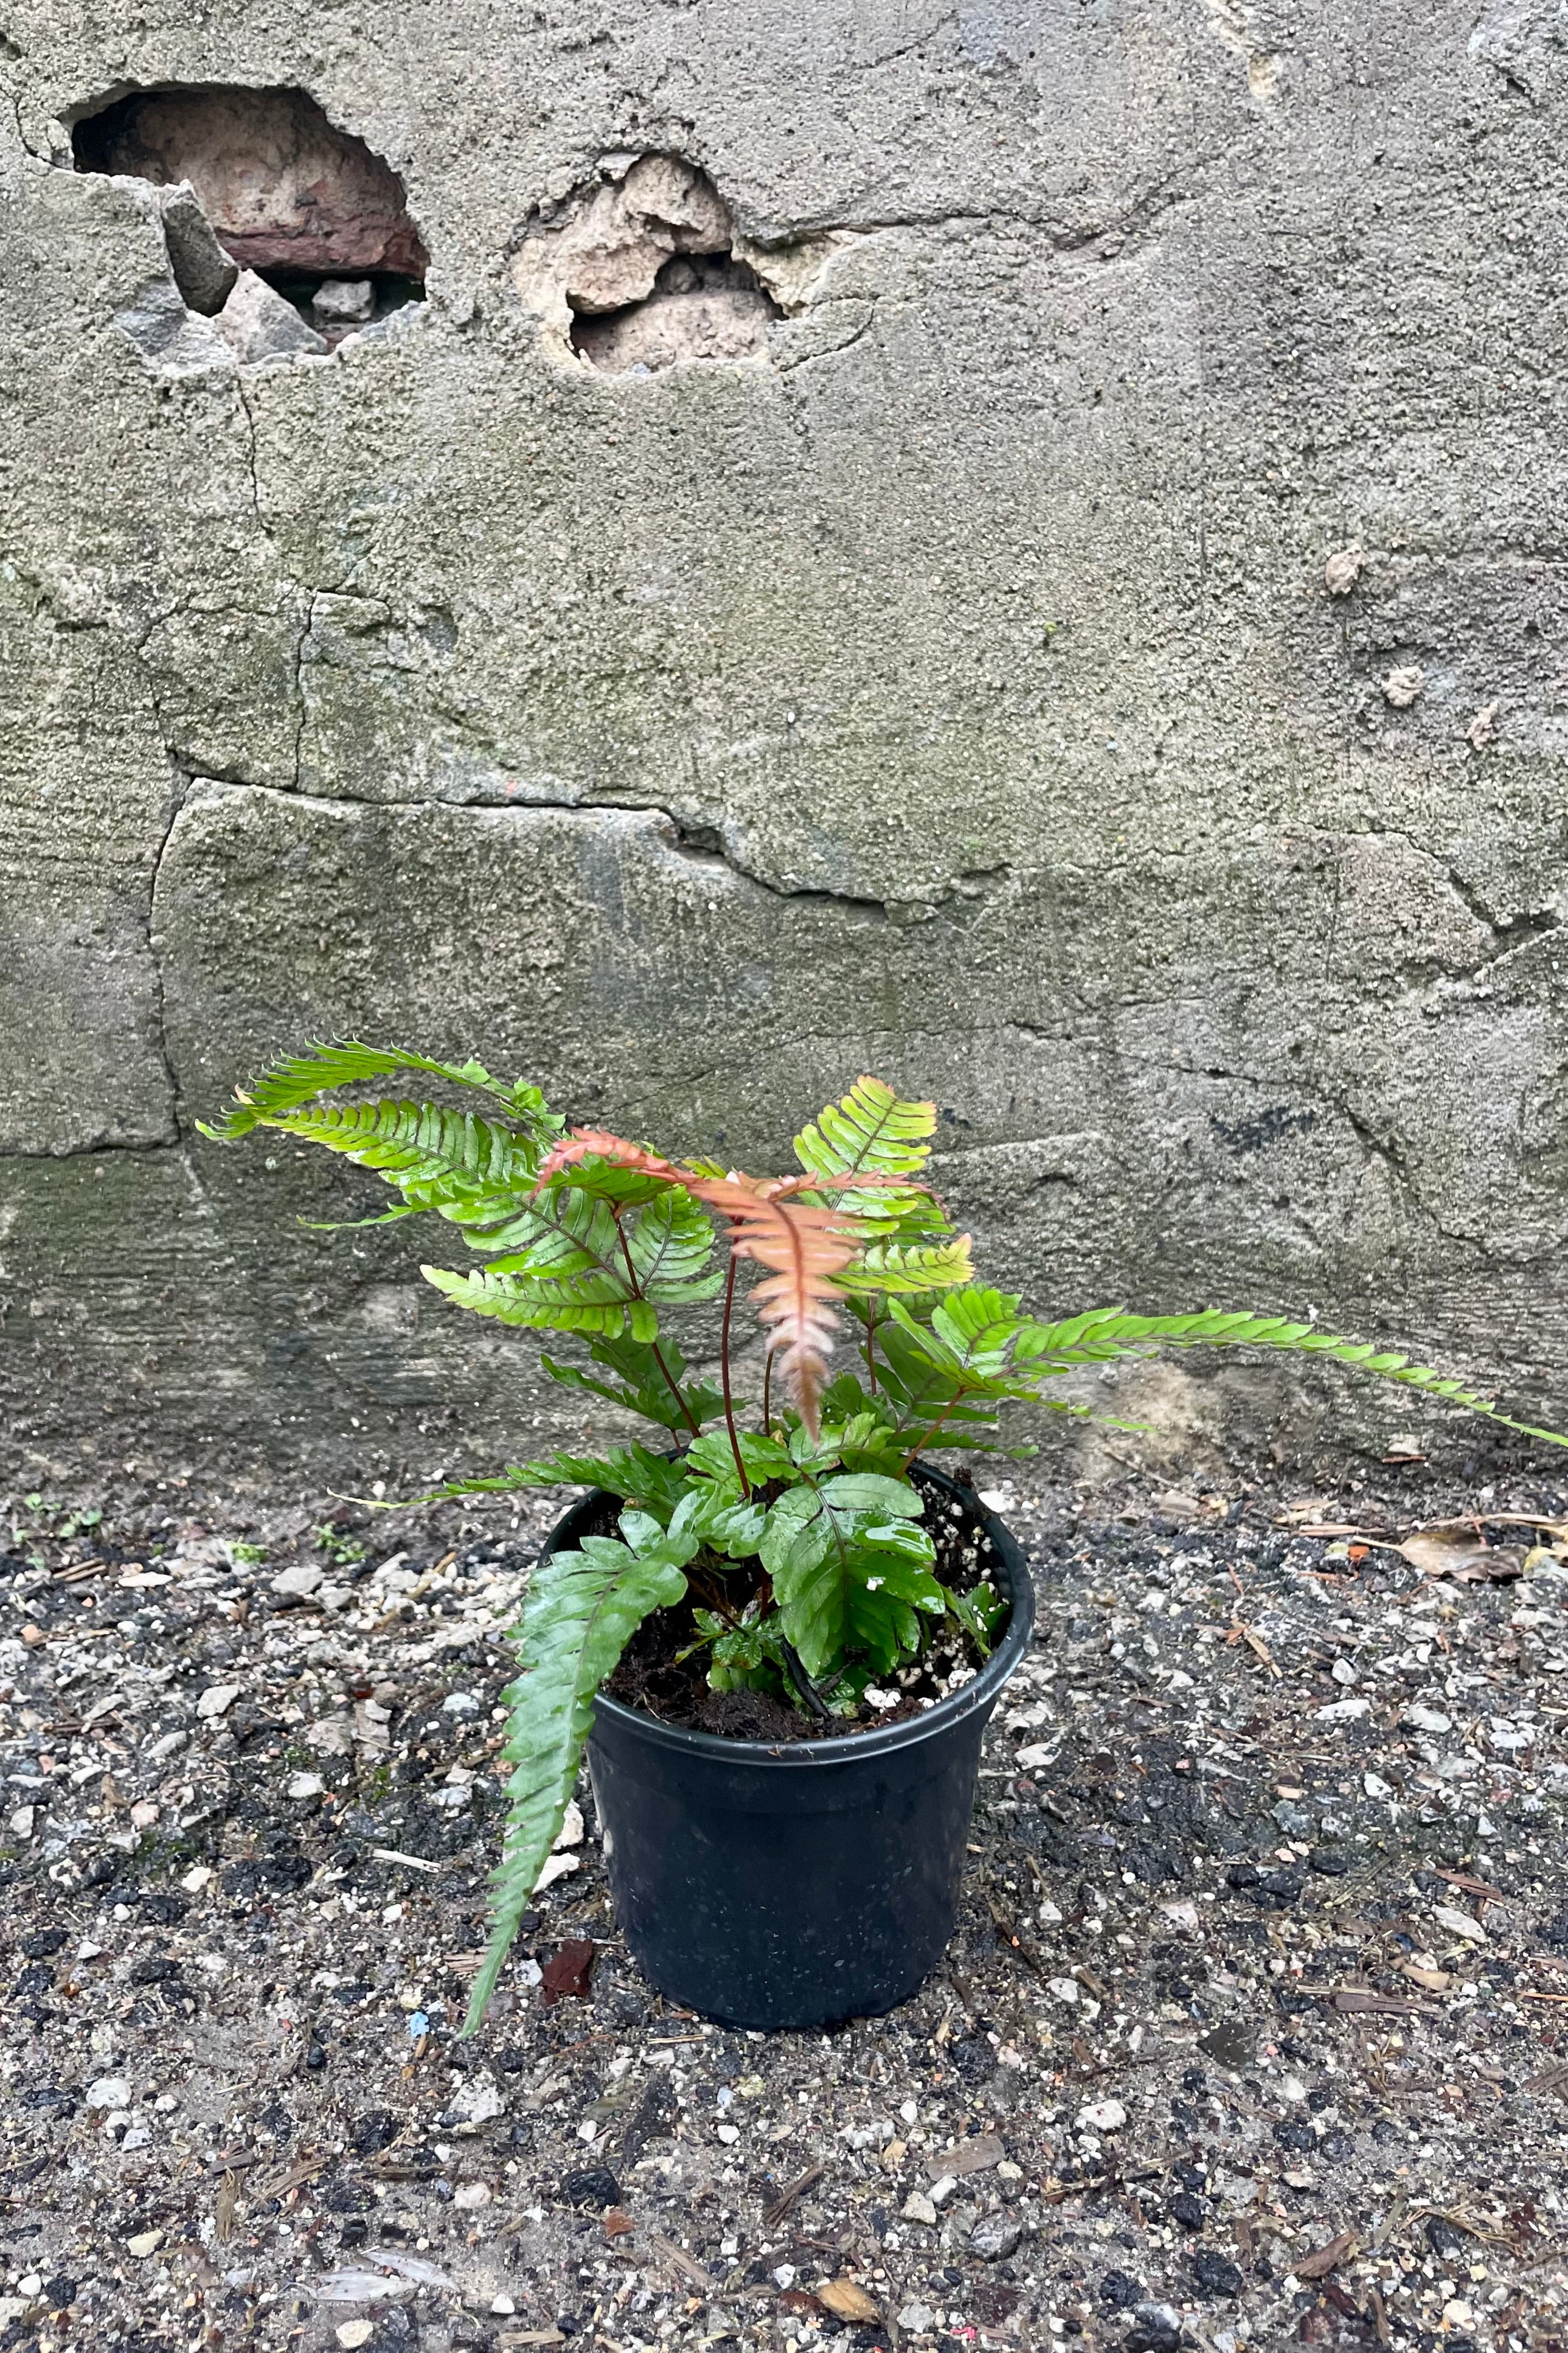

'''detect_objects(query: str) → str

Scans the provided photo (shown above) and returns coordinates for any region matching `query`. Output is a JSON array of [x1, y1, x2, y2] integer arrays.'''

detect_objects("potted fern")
[[205, 1048, 1563, 2035]]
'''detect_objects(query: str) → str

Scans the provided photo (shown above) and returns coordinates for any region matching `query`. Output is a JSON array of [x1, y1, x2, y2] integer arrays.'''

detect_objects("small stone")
[[1466, 700, 1500, 749], [16, 2274, 40, 2299], [553, 1799, 585, 1849], [181, 1865, 213, 1894], [312, 277, 376, 321], [1127, 2300, 1183, 2352], [126, 2230, 163, 2258], [129, 1800, 161, 1830], [716, 2122, 740, 2144], [286, 1771, 326, 1799], [901, 2191, 937, 2226], [970, 2214, 1024, 2262], [1402, 1705, 1452, 1734], [8, 1806, 34, 1838], [20, 1624, 46, 1649], [337, 2325, 375, 2351], [898, 2303, 935, 2334], [453, 2181, 491, 2208], [928, 2173, 958, 2205], [156, 180, 239, 314], [563, 2165, 621, 2209], [1330, 1656, 1357, 1686], [1076, 2098, 1128, 2132], [1323, 544, 1364, 595], [1314, 1694, 1370, 1723], [217, 271, 328, 363], [1433, 1902, 1488, 1944], [196, 1683, 242, 1719], [87, 2075, 131, 2109], [1383, 664, 1426, 708], [490, 2293, 516, 2315], [271, 1563, 325, 1601]]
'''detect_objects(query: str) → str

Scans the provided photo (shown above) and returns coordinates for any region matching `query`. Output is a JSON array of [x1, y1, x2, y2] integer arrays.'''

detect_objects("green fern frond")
[[423, 1262, 661, 1341], [540, 1336, 726, 1433], [836, 1236, 975, 1295], [389, 1445, 693, 1515], [794, 1077, 948, 1237], [201, 1039, 558, 1139], [623, 1189, 723, 1303], [231, 1097, 543, 1236], [794, 1077, 938, 1184], [1027, 1308, 1568, 1450], [464, 1518, 696, 2033]]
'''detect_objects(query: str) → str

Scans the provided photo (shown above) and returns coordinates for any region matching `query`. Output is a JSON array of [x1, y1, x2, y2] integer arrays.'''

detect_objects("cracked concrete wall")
[[3, 1, 1568, 1491]]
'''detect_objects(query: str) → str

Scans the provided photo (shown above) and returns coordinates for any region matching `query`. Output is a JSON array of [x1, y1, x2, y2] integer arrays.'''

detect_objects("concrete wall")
[[3, 1, 1566, 1492]]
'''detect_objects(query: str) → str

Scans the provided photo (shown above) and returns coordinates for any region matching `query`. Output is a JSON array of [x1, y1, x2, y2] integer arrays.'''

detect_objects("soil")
[[602, 1465, 1003, 1743], [4, 1455, 1568, 2353]]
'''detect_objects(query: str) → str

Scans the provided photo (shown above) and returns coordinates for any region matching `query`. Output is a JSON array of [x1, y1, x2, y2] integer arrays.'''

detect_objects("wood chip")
[[214, 2171, 240, 2245], [762, 2163, 826, 2230], [1296, 2230, 1357, 2280], [1434, 1868, 1504, 1902], [817, 2278, 880, 2323], [924, 2133, 1005, 2183], [645, 2233, 710, 2287]]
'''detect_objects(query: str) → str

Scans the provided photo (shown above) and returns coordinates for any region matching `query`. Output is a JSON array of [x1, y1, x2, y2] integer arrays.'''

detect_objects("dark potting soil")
[[602, 1464, 1004, 1742]]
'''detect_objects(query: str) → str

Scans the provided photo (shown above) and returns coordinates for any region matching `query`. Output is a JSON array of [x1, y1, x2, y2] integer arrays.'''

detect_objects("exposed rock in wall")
[[72, 85, 427, 278]]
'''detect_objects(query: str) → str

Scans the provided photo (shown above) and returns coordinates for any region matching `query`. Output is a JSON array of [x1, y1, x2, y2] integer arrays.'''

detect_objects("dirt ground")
[[5, 1450, 1568, 2353]]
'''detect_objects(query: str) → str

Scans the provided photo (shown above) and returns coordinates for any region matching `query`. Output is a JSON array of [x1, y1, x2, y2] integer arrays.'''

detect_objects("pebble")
[[125, 2230, 163, 2258], [313, 278, 375, 322], [970, 2215, 1024, 2261], [901, 2191, 938, 2226], [490, 2293, 516, 2315], [337, 2324, 375, 2350], [86, 2076, 131, 2110], [196, 1683, 241, 1719], [1075, 2098, 1128, 2132], [271, 1563, 325, 1600], [286, 1771, 326, 1799]]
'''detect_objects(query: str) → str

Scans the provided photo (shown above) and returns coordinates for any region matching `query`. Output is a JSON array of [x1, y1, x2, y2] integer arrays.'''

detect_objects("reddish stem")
[[761, 1349, 773, 1442], [719, 1254, 749, 1497], [863, 1306, 879, 1395], [614, 1210, 699, 1437]]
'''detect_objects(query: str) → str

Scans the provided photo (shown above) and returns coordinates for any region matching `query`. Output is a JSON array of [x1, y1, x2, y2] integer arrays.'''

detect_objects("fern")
[[539, 1334, 726, 1433], [208, 1046, 1568, 2036], [794, 1076, 948, 1237], [424, 1186, 722, 1341], [202, 1039, 558, 1137], [464, 1504, 699, 2033], [1021, 1307, 1568, 1449], [835, 1236, 976, 1295]]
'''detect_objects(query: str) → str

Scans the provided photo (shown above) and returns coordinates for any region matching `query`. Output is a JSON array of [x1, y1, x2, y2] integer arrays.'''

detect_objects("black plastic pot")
[[554, 1465, 1035, 2032]]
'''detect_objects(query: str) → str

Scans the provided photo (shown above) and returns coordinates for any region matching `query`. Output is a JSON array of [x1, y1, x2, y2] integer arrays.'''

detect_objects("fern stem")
[[900, 1393, 960, 1475], [718, 1255, 750, 1497], [612, 1212, 700, 1437], [761, 1349, 773, 1442], [863, 1305, 879, 1396]]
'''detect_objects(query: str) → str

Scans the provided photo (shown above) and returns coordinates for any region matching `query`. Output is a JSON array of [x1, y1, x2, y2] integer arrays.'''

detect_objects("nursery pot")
[[562, 1464, 1035, 2032]]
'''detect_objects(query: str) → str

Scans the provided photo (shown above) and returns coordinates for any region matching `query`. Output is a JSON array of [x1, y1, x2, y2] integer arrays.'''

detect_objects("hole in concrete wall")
[[571, 251, 780, 372], [72, 85, 426, 352], [513, 155, 786, 375]]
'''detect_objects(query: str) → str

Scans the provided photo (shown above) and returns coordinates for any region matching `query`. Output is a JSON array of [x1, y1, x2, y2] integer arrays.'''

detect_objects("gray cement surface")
[[3, 5, 1567, 1489], [5, 1464, 1568, 2352]]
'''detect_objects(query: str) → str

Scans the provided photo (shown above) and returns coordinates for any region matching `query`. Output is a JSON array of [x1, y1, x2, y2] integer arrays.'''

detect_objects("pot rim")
[[546, 1460, 1036, 1770]]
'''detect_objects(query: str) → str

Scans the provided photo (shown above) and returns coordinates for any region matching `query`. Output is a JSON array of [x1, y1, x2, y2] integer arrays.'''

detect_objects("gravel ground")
[[6, 1456, 1568, 2353]]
